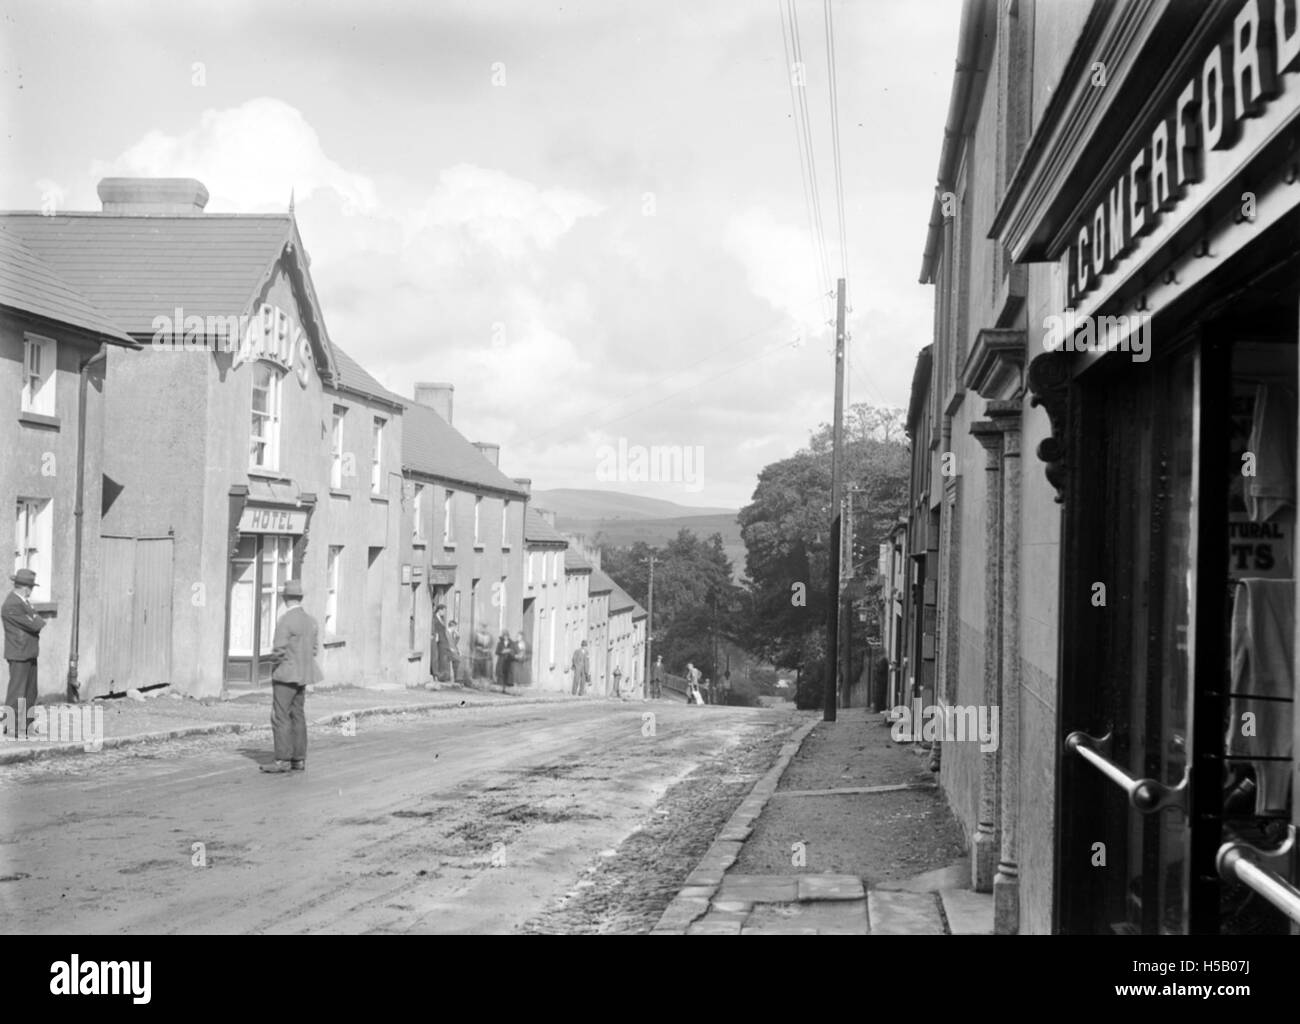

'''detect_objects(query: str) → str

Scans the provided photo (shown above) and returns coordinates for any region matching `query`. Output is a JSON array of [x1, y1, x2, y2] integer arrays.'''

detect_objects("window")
[[330, 406, 347, 488], [443, 490, 455, 545], [552, 550, 560, 583], [21, 334, 56, 417], [498, 576, 506, 632], [250, 363, 283, 470], [325, 546, 342, 634], [371, 417, 385, 494], [502, 500, 511, 547], [14, 498, 52, 602], [527, 551, 535, 587], [474, 496, 483, 546], [412, 484, 426, 544], [257, 536, 293, 655]]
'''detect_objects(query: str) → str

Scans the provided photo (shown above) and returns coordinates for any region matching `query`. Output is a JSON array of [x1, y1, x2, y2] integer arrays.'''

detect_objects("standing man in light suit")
[[3, 568, 45, 738], [261, 580, 321, 774]]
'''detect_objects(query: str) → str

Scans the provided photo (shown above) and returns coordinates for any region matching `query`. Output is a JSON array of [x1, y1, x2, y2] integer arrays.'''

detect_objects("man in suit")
[[3, 568, 45, 738], [261, 580, 320, 774], [570, 640, 590, 696]]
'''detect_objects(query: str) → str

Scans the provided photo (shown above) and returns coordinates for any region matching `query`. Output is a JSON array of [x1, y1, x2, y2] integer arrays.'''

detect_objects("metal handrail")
[[1065, 730, 1188, 814], [1217, 826, 1300, 925]]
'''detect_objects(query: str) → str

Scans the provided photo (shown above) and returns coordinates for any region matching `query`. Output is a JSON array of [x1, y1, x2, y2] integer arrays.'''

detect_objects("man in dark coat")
[[650, 655, 664, 700], [510, 631, 531, 688], [3, 568, 45, 738], [431, 604, 452, 682], [570, 641, 590, 696], [495, 631, 512, 692], [261, 580, 320, 774]]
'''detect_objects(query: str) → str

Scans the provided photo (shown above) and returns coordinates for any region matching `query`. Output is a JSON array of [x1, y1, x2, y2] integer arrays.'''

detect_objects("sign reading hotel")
[[238, 506, 308, 534], [232, 302, 313, 388], [1066, 0, 1300, 305]]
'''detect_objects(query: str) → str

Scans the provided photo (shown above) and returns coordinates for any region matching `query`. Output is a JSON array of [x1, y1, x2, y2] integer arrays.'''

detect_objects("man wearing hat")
[[261, 579, 321, 774], [3, 569, 45, 738], [3, 569, 45, 737]]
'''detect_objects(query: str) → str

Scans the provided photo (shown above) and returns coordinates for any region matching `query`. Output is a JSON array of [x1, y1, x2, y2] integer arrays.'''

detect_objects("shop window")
[[371, 417, 385, 494], [14, 497, 52, 602], [257, 536, 294, 656], [250, 364, 283, 471], [325, 545, 342, 634], [21, 334, 56, 417], [330, 406, 347, 489]]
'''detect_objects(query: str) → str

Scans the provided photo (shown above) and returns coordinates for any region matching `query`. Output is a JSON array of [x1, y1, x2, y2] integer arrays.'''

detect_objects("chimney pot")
[[413, 382, 454, 424], [98, 177, 209, 214], [472, 442, 501, 468]]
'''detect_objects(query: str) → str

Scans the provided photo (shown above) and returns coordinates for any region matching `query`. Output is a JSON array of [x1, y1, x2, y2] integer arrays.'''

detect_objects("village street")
[[0, 701, 803, 934]]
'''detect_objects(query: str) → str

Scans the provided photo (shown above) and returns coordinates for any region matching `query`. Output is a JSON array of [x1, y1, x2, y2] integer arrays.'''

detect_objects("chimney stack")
[[98, 177, 209, 214], [537, 507, 557, 527], [473, 442, 500, 467], [413, 382, 454, 424], [513, 477, 531, 497]]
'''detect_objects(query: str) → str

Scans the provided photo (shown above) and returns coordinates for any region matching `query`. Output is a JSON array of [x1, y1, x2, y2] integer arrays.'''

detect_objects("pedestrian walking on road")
[[611, 663, 623, 700], [650, 655, 664, 699], [495, 631, 512, 692], [3, 568, 44, 738], [448, 619, 463, 683], [720, 669, 732, 706], [261, 580, 320, 774], [570, 641, 590, 696], [686, 662, 704, 705]]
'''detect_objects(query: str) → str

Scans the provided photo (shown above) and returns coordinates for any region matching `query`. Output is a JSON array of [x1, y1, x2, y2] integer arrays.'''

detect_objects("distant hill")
[[531, 488, 736, 521], [557, 514, 747, 582]]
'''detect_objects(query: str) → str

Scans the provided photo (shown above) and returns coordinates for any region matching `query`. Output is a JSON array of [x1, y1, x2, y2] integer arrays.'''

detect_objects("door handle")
[[1217, 826, 1300, 925], [1065, 729, 1189, 814]]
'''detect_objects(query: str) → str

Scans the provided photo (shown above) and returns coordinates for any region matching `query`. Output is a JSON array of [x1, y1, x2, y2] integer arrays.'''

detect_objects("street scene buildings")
[[2, 0, 1299, 957]]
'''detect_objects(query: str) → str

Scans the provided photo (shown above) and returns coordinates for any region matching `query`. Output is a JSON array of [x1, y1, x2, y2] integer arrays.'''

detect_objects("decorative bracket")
[[1026, 351, 1071, 504]]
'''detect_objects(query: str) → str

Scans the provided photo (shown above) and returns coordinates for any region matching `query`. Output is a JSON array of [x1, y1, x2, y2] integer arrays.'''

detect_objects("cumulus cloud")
[[90, 97, 379, 215]]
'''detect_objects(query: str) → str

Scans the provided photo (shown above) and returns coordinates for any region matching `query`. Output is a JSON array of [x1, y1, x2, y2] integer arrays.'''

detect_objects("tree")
[[738, 402, 909, 697]]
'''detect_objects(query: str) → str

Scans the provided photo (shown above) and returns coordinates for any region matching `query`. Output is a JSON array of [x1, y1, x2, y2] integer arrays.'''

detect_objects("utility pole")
[[824, 277, 846, 723], [645, 554, 655, 694]]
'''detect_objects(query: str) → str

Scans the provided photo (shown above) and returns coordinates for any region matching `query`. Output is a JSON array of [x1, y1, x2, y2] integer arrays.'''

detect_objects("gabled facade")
[[562, 546, 592, 692], [1, 178, 408, 698]]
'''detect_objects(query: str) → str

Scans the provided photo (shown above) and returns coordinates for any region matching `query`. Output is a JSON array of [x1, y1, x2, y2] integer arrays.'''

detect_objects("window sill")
[[329, 489, 351, 499], [370, 495, 388, 504], [322, 637, 347, 649], [407, 651, 423, 662], [473, 544, 485, 551], [413, 541, 427, 550], [248, 469, 292, 482], [18, 411, 60, 430], [443, 542, 456, 551], [31, 602, 57, 615]]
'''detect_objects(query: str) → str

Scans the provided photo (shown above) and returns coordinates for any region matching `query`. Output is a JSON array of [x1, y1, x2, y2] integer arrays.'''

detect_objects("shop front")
[[224, 496, 315, 686], [1001, 0, 1300, 933]]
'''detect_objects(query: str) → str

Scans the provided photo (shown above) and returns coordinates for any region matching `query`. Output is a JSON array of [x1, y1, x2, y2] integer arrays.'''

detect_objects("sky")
[[0, 0, 962, 510]]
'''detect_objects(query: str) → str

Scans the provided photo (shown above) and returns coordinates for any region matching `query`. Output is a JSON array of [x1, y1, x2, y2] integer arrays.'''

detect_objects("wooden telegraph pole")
[[824, 278, 846, 723]]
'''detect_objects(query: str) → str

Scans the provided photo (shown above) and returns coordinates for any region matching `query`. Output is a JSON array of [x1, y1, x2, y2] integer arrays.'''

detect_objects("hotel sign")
[[1066, 0, 1300, 305], [239, 506, 308, 534], [232, 303, 314, 388]]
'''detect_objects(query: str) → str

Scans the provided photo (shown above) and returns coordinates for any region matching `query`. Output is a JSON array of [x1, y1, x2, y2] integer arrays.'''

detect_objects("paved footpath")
[[653, 707, 993, 935], [0, 681, 578, 766]]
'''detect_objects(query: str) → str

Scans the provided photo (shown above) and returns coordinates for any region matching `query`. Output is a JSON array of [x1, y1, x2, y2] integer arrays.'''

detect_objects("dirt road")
[[0, 700, 803, 934]]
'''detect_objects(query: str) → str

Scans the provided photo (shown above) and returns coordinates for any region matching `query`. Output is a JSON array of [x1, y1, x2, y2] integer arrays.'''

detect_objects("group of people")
[[683, 660, 730, 706], [567, 640, 628, 699], [430, 605, 530, 692]]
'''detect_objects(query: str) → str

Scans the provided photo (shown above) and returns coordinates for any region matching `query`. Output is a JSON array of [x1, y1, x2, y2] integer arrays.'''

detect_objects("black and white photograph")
[[1, 0, 1298, 998]]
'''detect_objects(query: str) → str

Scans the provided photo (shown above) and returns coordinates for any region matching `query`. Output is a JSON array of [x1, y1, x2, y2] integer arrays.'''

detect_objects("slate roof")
[[565, 548, 593, 574], [399, 397, 529, 498], [607, 579, 638, 614], [330, 345, 405, 408], [0, 213, 294, 335], [525, 507, 567, 546], [588, 567, 614, 595], [0, 227, 135, 344]]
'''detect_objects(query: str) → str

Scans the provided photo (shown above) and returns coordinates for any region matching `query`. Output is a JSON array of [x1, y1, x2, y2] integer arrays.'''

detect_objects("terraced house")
[[0, 226, 137, 704], [914, 0, 1300, 935]]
